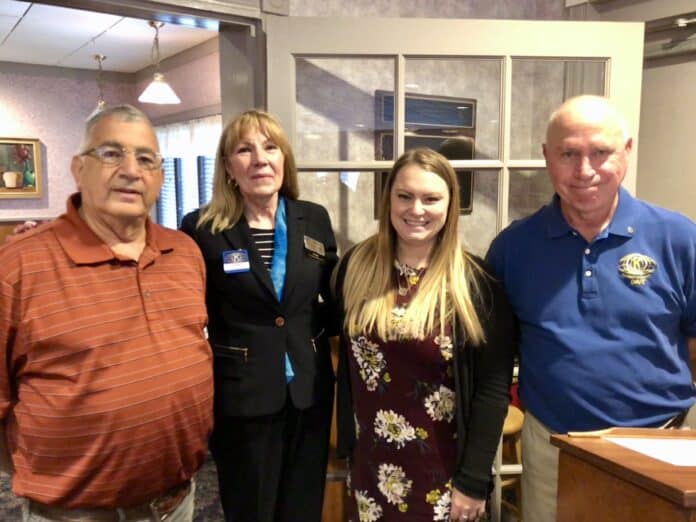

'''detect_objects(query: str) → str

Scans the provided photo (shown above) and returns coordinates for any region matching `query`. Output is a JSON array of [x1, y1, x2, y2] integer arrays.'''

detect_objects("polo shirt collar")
[[543, 194, 573, 239], [55, 193, 175, 265], [605, 186, 638, 239], [543, 186, 637, 240]]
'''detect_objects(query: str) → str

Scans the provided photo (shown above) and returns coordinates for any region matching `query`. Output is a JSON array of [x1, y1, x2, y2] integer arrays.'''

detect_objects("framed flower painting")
[[0, 138, 43, 199]]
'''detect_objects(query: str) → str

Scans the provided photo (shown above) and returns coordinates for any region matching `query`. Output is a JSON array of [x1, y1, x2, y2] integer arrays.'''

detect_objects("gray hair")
[[79, 104, 154, 152]]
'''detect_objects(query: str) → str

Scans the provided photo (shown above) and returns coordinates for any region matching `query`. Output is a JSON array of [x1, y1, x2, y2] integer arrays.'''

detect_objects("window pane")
[[298, 169, 499, 258], [197, 156, 215, 206], [460, 170, 499, 257], [404, 58, 502, 160], [298, 170, 379, 254], [157, 157, 180, 229], [295, 57, 395, 161], [508, 168, 555, 225], [510, 59, 605, 159], [155, 115, 221, 227]]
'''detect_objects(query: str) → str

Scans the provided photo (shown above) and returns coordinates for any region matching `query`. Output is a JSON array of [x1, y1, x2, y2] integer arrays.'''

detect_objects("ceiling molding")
[[150, 102, 222, 126], [644, 10, 696, 60], [33, 0, 260, 25], [0, 60, 132, 80]]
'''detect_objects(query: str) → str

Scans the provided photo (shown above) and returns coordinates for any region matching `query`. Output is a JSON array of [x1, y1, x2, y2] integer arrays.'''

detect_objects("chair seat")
[[503, 404, 524, 436]]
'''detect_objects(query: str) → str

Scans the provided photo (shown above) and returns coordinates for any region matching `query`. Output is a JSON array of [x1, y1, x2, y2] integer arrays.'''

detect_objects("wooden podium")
[[551, 428, 696, 522]]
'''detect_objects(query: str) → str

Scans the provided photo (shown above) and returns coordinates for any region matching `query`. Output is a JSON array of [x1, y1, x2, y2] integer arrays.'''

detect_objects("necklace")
[[395, 260, 425, 296]]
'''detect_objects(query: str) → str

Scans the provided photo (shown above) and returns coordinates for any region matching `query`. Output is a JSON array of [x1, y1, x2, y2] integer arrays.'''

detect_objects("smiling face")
[[390, 163, 450, 257], [225, 129, 285, 205], [71, 115, 162, 225], [543, 97, 632, 228]]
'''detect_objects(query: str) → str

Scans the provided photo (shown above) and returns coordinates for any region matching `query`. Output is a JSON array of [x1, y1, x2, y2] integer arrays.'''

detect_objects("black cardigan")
[[334, 251, 517, 499]]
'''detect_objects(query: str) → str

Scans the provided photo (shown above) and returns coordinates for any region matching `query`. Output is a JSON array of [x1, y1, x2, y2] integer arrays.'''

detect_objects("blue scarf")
[[269, 197, 294, 382]]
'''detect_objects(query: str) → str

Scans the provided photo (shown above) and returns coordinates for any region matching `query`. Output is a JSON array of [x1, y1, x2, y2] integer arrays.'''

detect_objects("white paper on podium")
[[605, 437, 696, 466]]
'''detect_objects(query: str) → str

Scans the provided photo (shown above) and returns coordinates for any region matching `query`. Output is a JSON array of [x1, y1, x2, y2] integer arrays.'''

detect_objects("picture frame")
[[0, 138, 43, 199]]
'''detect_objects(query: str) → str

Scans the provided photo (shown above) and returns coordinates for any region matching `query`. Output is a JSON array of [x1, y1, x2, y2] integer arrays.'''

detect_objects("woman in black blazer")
[[181, 110, 337, 522]]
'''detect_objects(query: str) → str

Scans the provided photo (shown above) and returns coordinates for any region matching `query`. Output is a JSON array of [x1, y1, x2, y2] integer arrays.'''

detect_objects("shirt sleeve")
[[680, 227, 696, 337], [484, 232, 505, 281], [452, 260, 517, 498], [0, 276, 16, 420]]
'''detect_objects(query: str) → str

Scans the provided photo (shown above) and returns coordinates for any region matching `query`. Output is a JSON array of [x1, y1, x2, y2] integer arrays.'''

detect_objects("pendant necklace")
[[396, 261, 424, 296]]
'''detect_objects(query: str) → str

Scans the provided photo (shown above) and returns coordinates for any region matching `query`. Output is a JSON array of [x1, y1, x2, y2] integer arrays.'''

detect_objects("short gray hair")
[[79, 104, 154, 152]]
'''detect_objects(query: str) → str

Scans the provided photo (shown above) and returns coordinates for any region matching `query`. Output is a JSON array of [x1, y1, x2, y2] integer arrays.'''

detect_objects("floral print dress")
[[346, 261, 457, 522]]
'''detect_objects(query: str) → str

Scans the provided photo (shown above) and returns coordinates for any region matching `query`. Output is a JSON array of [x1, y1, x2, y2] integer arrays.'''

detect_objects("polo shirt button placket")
[[581, 242, 599, 297]]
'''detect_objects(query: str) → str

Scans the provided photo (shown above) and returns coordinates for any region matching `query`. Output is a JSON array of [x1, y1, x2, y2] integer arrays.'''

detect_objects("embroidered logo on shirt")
[[618, 253, 657, 285]]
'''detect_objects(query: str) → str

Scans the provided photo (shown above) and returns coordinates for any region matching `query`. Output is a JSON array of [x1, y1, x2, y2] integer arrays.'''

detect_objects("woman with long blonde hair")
[[334, 148, 516, 522], [181, 110, 337, 522]]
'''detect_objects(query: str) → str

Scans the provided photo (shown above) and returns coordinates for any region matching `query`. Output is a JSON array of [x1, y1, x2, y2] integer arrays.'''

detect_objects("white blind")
[[155, 114, 222, 228]]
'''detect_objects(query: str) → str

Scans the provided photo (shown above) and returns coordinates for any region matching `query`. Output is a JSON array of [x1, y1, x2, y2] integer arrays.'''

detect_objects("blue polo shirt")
[[487, 188, 696, 432]]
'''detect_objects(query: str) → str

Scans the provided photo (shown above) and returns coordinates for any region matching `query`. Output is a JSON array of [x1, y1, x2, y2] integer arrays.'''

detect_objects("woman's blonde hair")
[[341, 148, 485, 344], [197, 109, 299, 232]]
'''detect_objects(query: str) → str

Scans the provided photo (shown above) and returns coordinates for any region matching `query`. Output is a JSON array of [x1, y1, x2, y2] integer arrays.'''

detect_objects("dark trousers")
[[210, 398, 332, 522]]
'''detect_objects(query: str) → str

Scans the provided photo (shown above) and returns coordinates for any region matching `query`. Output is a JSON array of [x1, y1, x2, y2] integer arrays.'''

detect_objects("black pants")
[[210, 399, 332, 522]]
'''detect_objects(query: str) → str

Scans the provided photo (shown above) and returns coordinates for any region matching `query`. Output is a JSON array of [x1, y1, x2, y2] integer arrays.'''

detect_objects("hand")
[[12, 220, 38, 235], [449, 487, 486, 521]]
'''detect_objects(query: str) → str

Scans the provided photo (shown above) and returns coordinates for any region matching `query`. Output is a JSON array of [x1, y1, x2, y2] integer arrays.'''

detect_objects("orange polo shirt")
[[0, 194, 213, 508]]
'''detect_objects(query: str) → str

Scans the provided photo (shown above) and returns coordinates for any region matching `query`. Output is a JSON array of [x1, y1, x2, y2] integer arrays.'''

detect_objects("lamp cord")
[[151, 24, 161, 72], [96, 55, 105, 101], [93, 53, 106, 109]]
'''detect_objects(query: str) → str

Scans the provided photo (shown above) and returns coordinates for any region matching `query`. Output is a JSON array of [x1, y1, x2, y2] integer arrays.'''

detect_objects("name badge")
[[303, 235, 325, 260], [222, 249, 250, 274]]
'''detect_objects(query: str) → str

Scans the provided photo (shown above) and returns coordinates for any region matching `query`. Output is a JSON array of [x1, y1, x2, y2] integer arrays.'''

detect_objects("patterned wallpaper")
[[134, 48, 221, 123], [0, 42, 220, 221], [290, 0, 565, 19], [0, 65, 134, 219]]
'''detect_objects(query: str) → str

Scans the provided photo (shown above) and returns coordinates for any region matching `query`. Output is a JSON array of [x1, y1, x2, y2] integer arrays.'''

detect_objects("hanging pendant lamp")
[[138, 21, 181, 104]]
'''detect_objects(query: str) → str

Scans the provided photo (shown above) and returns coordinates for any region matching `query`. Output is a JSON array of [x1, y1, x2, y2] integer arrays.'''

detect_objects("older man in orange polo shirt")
[[0, 105, 213, 522]]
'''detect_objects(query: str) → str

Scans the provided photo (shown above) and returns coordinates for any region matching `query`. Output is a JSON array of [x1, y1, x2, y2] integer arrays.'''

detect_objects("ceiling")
[[0, 1, 218, 73]]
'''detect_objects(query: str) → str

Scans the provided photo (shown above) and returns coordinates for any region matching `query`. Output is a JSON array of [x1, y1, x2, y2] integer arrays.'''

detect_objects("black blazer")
[[181, 199, 338, 417]]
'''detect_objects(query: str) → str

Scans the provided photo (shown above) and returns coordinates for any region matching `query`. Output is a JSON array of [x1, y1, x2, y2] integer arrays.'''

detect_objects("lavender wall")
[[0, 64, 134, 219], [290, 0, 565, 18], [135, 37, 221, 124], [0, 37, 221, 221]]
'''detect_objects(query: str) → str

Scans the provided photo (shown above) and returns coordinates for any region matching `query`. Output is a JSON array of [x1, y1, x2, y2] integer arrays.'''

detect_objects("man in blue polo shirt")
[[487, 95, 696, 522]]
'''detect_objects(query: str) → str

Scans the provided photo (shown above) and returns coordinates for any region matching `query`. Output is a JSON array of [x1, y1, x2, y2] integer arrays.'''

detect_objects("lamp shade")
[[138, 72, 181, 104]]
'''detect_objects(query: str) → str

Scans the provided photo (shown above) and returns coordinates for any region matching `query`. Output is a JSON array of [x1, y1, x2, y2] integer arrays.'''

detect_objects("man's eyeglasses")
[[81, 144, 163, 171]]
